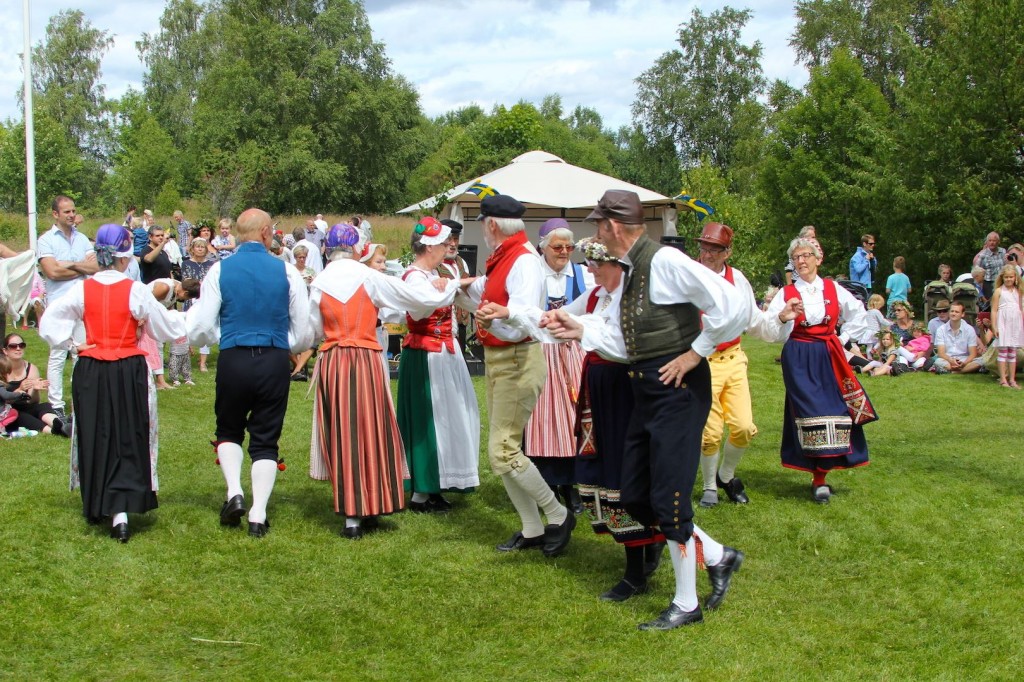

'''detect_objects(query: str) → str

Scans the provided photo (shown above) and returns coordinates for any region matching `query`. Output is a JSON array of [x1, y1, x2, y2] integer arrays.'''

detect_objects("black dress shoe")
[[643, 541, 667, 578], [706, 546, 744, 610], [495, 531, 545, 552], [341, 526, 363, 540], [428, 494, 453, 512], [542, 508, 576, 557], [600, 578, 650, 602], [717, 474, 750, 504], [110, 523, 130, 544], [248, 519, 270, 538], [559, 485, 585, 515], [220, 495, 246, 527], [408, 500, 432, 513], [638, 603, 703, 630]]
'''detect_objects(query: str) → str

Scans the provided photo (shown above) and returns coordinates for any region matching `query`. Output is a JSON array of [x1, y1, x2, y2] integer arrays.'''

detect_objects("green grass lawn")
[[1, 333, 1021, 680]]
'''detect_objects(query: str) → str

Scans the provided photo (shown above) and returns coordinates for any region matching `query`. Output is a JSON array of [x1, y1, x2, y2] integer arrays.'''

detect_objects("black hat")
[[440, 218, 464, 235], [477, 194, 526, 220]]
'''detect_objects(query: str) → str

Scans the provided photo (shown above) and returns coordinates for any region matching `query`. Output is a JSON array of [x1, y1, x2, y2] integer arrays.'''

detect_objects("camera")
[[1009, 254, 1017, 261]]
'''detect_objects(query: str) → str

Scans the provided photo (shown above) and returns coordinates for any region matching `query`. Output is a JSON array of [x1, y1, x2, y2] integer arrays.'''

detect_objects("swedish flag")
[[674, 194, 714, 217], [467, 181, 499, 198]]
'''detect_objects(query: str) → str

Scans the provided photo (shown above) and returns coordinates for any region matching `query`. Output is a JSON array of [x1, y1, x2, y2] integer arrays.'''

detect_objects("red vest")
[[784, 278, 839, 339], [80, 279, 146, 361], [479, 231, 533, 348], [715, 264, 742, 352], [319, 288, 381, 352], [402, 269, 454, 353]]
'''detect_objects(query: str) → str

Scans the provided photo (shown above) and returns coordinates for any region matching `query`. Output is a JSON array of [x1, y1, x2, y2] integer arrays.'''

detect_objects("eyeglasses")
[[792, 253, 818, 261], [6, 342, 26, 349], [698, 245, 726, 254], [865, 242, 876, 246], [548, 244, 574, 253]]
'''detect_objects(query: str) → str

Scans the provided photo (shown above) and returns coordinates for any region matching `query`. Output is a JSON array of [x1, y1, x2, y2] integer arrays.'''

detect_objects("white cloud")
[[1, 0, 809, 132]]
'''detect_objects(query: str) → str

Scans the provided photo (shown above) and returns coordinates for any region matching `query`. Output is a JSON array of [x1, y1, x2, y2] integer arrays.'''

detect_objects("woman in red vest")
[[756, 237, 878, 503], [39, 225, 185, 542], [396, 218, 480, 513]]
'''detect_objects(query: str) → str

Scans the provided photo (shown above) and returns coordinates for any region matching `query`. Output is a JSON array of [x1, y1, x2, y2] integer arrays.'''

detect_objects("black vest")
[[620, 236, 701, 361]]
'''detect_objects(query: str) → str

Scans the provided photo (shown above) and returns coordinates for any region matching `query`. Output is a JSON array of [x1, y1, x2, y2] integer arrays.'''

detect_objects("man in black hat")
[[471, 194, 575, 558], [541, 189, 748, 630]]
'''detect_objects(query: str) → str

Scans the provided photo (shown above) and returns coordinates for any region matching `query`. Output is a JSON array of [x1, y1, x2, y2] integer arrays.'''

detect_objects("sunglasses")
[[866, 242, 876, 246], [549, 244, 574, 253], [6, 342, 26, 349]]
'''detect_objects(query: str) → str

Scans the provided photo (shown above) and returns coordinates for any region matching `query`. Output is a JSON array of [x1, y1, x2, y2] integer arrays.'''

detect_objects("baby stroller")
[[923, 280, 952, 321], [951, 281, 979, 327], [836, 279, 869, 305]]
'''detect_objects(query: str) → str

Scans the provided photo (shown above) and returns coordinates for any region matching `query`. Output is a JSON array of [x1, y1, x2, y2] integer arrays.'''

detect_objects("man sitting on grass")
[[932, 301, 984, 374]]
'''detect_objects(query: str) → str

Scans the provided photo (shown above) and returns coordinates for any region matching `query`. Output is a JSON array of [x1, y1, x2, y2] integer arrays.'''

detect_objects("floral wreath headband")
[[890, 300, 914, 317], [415, 217, 452, 246], [576, 237, 618, 263]]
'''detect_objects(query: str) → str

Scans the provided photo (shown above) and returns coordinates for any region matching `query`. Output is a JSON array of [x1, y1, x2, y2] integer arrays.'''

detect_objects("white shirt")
[[754, 275, 868, 345], [595, 245, 747, 358], [36, 225, 95, 304], [314, 219, 328, 234], [163, 239, 183, 266], [309, 258, 458, 339], [185, 254, 312, 353], [541, 259, 596, 300], [936, 320, 978, 360], [295, 239, 323, 273], [466, 242, 546, 343], [39, 270, 185, 350]]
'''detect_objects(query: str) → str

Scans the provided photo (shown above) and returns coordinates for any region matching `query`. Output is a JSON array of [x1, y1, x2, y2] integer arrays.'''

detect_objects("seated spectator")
[[933, 301, 985, 374], [937, 263, 953, 285], [862, 329, 907, 376], [889, 300, 915, 344], [928, 299, 950, 338], [970, 265, 990, 312], [1, 334, 70, 436], [901, 322, 931, 369]]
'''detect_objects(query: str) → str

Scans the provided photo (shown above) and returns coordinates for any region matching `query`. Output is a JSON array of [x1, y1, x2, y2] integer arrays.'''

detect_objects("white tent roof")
[[398, 150, 678, 213]]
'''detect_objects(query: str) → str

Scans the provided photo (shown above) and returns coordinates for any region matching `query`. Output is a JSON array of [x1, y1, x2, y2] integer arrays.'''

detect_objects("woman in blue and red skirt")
[[756, 237, 878, 504], [39, 224, 184, 542]]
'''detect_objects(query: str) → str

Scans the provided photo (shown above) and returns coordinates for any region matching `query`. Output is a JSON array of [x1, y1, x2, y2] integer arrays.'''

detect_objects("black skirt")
[[72, 356, 156, 521]]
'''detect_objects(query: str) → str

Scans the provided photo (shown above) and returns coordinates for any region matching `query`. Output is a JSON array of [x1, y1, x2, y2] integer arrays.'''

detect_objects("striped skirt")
[[310, 346, 406, 517]]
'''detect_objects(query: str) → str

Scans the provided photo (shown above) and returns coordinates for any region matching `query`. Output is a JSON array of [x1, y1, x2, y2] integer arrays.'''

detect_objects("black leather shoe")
[[341, 526, 363, 540], [717, 474, 750, 504], [600, 578, 650, 602], [559, 485, 584, 515], [248, 519, 270, 538], [706, 546, 744, 610], [643, 541, 667, 578], [495, 531, 545, 552], [428, 494, 453, 512], [110, 523, 130, 543], [220, 495, 246, 527], [542, 508, 576, 557], [638, 603, 703, 630], [408, 500, 432, 513]]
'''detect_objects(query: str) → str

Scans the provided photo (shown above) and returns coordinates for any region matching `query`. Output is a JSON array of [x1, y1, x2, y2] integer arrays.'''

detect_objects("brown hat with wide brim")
[[697, 222, 733, 248], [586, 190, 644, 224]]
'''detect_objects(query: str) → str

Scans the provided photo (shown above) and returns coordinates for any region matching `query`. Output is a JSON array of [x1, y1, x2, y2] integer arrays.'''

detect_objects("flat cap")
[[477, 194, 526, 220], [440, 218, 464, 235], [586, 190, 644, 224]]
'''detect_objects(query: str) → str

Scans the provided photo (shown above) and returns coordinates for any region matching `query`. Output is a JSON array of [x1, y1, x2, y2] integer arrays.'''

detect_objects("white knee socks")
[[500, 473, 545, 538], [112, 512, 128, 528], [718, 443, 746, 483], [701, 451, 720, 491], [668, 537, 699, 612], [693, 523, 724, 566], [511, 463, 566, 525], [249, 459, 277, 524], [217, 442, 245, 499]]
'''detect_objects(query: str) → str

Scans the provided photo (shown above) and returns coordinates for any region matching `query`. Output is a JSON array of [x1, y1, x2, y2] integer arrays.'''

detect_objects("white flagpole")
[[23, 0, 38, 250]]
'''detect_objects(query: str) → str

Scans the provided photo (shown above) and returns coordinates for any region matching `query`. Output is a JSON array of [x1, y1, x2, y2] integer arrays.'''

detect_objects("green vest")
[[620, 236, 701, 362]]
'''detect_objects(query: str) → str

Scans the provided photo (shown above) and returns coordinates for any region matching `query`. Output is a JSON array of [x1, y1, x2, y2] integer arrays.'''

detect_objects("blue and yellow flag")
[[674, 194, 714, 217], [467, 181, 499, 198]]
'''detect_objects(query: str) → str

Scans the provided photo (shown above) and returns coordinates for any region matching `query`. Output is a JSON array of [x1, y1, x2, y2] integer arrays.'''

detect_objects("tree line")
[[1, 0, 1021, 288]]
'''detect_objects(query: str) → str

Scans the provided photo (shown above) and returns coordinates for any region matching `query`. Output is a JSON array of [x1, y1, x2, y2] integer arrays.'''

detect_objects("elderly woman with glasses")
[[755, 237, 877, 504], [0, 333, 69, 436], [517, 219, 594, 512]]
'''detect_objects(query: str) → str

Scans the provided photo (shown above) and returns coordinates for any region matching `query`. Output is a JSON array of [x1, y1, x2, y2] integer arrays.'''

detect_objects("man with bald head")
[[974, 231, 1006, 300], [187, 208, 312, 537]]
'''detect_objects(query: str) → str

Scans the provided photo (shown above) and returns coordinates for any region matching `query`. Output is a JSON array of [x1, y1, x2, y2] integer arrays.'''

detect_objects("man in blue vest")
[[187, 208, 312, 537]]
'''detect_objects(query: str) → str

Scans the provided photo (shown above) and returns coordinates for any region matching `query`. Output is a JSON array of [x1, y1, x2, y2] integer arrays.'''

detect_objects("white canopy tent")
[[398, 150, 691, 271]]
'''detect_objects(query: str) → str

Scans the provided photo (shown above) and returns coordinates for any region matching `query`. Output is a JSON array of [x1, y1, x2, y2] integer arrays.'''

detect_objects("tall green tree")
[[759, 49, 898, 272], [0, 115, 84, 213], [893, 0, 1024, 270], [633, 6, 767, 173]]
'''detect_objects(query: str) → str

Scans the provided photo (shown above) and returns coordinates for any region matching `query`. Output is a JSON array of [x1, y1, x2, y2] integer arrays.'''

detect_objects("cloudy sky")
[[1, 0, 809, 129]]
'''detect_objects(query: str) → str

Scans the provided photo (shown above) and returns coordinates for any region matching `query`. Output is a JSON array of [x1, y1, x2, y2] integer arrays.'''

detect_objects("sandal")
[[1000, 380, 1011, 388], [1011, 382, 1022, 390]]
